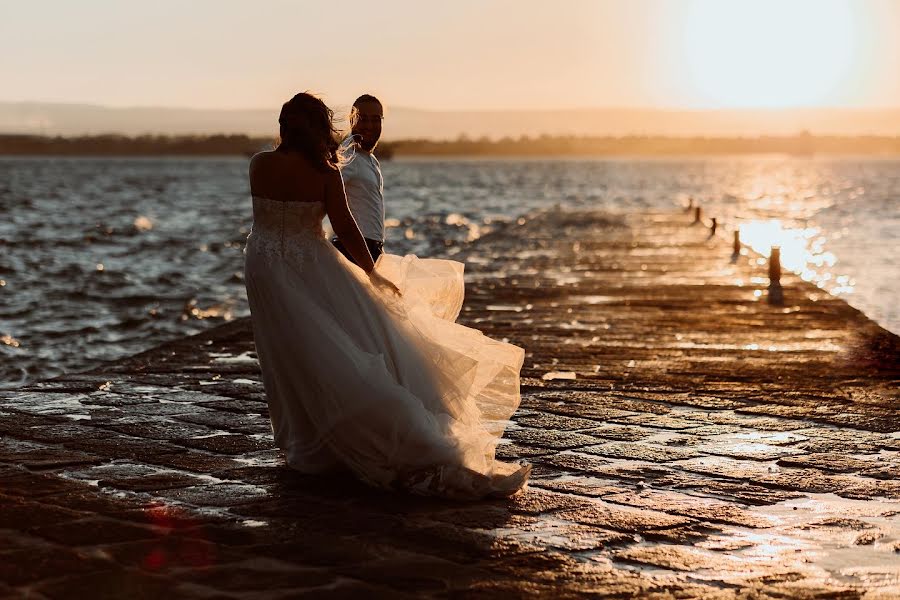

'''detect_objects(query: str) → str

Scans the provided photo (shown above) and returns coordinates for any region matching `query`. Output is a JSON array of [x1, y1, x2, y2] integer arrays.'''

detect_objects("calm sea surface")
[[1, 155, 897, 388]]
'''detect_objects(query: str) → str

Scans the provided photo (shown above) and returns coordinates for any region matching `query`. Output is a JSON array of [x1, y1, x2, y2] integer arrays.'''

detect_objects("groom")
[[332, 94, 386, 265]]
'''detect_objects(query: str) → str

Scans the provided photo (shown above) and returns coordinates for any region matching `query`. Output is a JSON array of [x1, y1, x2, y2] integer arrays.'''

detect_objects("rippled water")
[[1, 156, 897, 387]]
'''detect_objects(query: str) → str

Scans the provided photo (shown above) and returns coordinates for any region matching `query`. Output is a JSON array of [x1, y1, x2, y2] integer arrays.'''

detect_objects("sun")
[[681, 0, 860, 108]]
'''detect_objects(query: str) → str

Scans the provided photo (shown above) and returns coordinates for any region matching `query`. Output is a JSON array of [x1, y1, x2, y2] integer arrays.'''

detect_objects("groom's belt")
[[332, 236, 384, 249]]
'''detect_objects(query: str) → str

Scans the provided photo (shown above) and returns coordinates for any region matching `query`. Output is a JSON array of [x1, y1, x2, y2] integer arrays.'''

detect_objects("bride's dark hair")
[[276, 92, 340, 171]]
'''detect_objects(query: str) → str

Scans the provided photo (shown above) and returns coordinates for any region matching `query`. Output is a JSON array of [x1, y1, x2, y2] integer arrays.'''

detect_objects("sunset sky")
[[3, 0, 900, 112]]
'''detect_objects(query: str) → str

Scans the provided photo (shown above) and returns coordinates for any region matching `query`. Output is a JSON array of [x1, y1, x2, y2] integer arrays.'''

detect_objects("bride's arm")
[[323, 170, 400, 295], [323, 169, 376, 272]]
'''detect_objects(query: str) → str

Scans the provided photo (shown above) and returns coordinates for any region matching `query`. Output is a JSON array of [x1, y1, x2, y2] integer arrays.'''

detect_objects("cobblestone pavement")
[[2, 209, 899, 599]]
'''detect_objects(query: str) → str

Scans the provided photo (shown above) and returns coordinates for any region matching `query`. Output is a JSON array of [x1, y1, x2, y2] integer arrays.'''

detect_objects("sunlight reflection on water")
[[737, 219, 851, 294]]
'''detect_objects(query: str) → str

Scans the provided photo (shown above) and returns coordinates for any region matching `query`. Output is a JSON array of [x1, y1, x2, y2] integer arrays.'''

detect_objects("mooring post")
[[732, 230, 741, 255], [710, 217, 717, 236], [769, 247, 782, 284], [694, 206, 702, 224], [768, 246, 784, 305]]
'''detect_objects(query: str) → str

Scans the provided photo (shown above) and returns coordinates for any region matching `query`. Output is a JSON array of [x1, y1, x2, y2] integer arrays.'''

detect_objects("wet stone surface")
[[2, 208, 899, 598]]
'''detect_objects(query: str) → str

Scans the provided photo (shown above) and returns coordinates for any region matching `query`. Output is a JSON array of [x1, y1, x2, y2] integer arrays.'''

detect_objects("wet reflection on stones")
[[1, 208, 898, 597]]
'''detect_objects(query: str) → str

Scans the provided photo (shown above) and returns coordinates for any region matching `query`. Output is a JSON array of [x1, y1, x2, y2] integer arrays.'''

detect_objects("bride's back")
[[249, 150, 327, 203]]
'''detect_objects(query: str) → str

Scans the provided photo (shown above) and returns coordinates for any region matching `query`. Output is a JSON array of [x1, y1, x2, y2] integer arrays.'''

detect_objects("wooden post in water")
[[768, 246, 784, 305], [694, 206, 702, 224], [733, 230, 741, 255], [710, 218, 717, 236]]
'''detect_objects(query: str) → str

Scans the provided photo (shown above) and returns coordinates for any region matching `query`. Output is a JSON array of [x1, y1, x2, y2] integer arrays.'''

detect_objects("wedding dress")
[[243, 196, 530, 499]]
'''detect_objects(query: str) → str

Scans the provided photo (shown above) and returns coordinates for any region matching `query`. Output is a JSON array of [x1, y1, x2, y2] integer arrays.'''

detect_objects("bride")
[[244, 92, 529, 499]]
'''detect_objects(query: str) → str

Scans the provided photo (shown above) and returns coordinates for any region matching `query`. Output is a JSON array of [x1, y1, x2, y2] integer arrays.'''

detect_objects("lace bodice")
[[246, 196, 327, 264]]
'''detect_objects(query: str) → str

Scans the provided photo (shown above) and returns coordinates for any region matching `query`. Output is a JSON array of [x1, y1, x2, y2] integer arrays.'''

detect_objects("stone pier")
[[2, 208, 898, 598]]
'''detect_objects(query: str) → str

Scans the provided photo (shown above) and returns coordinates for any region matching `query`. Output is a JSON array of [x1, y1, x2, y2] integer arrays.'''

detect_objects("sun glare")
[[681, 0, 860, 108]]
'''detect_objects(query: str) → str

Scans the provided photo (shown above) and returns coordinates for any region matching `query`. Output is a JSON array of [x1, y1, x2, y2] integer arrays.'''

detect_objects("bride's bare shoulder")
[[249, 151, 299, 185], [249, 150, 279, 173]]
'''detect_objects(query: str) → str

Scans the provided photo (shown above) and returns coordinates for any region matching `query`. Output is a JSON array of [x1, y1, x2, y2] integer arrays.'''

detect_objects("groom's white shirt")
[[339, 136, 385, 242]]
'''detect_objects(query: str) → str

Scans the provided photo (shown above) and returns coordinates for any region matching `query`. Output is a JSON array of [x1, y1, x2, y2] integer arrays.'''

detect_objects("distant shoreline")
[[3, 133, 900, 157]]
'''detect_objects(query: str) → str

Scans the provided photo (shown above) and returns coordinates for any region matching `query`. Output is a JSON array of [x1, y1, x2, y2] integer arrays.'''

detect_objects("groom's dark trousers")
[[331, 237, 384, 266]]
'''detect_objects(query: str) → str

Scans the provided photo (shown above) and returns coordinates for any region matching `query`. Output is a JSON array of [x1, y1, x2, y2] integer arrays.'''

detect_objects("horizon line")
[[4, 99, 900, 114]]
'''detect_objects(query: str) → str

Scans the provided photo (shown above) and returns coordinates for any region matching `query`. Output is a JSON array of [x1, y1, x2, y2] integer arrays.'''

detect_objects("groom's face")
[[351, 101, 383, 152]]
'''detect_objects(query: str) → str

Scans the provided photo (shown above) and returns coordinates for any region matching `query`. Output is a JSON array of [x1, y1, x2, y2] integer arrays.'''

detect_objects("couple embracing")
[[244, 92, 530, 500]]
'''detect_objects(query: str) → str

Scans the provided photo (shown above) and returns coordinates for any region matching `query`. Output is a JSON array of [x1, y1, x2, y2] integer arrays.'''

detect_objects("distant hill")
[[2, 101, 900, 139], [4, 133, 900, 157]]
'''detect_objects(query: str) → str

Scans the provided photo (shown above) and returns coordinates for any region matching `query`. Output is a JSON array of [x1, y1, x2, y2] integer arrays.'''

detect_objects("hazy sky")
[[3, 0, 899, 111]]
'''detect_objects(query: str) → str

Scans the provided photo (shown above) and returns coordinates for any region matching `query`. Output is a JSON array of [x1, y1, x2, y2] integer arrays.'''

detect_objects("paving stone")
[[65, 436, 186, 462], [795, 438, 883, 454], [418, 504, 514, 529], [505, 428, 604, 450], [141, 450, 246, 473], [861, 464, 900, 480], [117, 501, 222, 531], [102, 536, 241, 571], [603, 489, 773, 528], [701, 430, 810, 445], [334, 553, 486, 593], [531, 476, 626, 498], [190, 398, 269, 414], [0, 410, 66, 435], [494, 441, 554, 460], [615, 544, 747, 572], [493, 514, 633, 552], [153, 483, 271, 507], [649, 472, 805, 506], [1, 469, 88, 497], [555, 499, 695, 532], [0, 438, 103, 470], [506, 487, 597, 516], [682, 424, 748, 436], [17, 423, 118, 444], [0, 546, 114, 586], [538, 452, 613, 476], [672, 456, 781, 482], [700, 412, 815, 433], [103, 420, 216, 441], [581, 441, 701, 462], [126, 402, 217, 417], [239, 534, 392, 568], [30, 517, 161, 546], [283, 579, 421, 599], [776, 452, 882, 473], [513, 412, 604, 431], [693, 440, 806, 461], [392, 518, 525, 563], [641, 524, 719, 545], [34, 485, 151, 515], [34, 568, 181, 600], [170, 433, 272, 455], [173, 411, 271, 435], [0, 495, 86, 530], [81, 392, 161, 407], [581, 424, 660, 442], [614, 413, 704, 430], [99, 471, 211, 493], [178, 559, 336, 591]]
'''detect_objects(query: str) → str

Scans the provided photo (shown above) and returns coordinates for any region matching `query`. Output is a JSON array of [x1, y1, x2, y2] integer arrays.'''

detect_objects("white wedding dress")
[[244, 196, 530, 499]]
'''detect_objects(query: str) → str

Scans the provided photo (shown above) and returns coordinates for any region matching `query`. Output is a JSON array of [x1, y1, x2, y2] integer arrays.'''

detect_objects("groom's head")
[[350, 94, 383, 152]]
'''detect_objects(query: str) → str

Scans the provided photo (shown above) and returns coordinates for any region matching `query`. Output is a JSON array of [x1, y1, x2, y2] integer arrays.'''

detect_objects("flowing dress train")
[[244, 196, 530, 499]]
